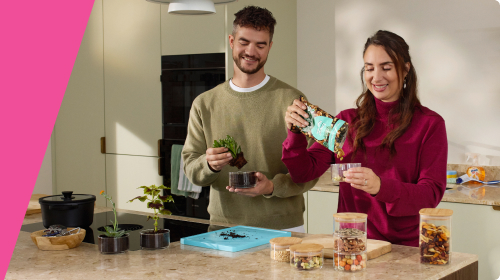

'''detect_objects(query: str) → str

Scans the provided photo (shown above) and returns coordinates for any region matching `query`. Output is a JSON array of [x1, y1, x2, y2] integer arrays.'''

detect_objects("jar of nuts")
[[333, 212, 368, 272], [419, 208, 453, 265], [289, 243, 324, 271], [269, 237, 302, 262]]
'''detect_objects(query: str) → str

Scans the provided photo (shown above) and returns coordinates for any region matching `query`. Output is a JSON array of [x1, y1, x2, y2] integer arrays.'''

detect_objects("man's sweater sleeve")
[[375, 118, 448, 216], [274, 130, 333, 199], [181, 101, 219, 187]]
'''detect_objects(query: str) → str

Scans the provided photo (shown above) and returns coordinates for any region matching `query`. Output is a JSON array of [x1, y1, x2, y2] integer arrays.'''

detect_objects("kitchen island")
[[8, 208, 477, 279], [308, 165, 500, 280]]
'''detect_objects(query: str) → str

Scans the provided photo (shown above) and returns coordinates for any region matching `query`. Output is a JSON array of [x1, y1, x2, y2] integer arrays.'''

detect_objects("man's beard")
[[233, 53, 267, 74]]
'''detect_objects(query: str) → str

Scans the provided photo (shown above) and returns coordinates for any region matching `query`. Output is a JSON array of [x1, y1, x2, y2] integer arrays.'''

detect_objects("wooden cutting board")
[[302, 234, 392, 260], [26, 194, 49, 215]]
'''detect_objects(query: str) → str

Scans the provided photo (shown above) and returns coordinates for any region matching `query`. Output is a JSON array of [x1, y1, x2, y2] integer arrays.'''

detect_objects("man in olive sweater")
[[182, 6, 317, 231]]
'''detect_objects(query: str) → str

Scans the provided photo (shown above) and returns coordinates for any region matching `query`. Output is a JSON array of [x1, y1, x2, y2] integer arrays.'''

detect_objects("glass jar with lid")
[[419, 208, 453, 265], [333, 212, 368, 272], [289, 243, 324, 271], [269, 237, 302, 262]]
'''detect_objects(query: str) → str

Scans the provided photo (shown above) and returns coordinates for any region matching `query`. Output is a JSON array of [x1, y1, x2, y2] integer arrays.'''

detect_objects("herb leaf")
[[212, 135, 241, 159]]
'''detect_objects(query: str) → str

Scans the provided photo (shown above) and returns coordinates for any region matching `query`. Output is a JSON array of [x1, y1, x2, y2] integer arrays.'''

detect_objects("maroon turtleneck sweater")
[[282, 98, 448, 246]]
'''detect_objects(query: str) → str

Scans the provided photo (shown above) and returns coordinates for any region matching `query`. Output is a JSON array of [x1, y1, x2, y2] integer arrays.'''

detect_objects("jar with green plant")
[[98, 190, 130, 254], [128, 184, 173, 249]]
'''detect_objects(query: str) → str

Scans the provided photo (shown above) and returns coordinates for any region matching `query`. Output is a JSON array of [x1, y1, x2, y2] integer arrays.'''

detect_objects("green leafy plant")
[[99, 190, 129, 238], [213, 135, 241, 158], [213, 135, 247, 169], [128, 185, 174, 233]]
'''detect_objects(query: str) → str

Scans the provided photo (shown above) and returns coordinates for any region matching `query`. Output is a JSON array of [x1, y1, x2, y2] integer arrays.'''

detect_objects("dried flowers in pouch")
[[291, 96, 348, 160]]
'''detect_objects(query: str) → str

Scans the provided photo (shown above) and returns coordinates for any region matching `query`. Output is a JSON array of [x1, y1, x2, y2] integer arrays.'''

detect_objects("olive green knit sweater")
[[182, 76, 318, 229]]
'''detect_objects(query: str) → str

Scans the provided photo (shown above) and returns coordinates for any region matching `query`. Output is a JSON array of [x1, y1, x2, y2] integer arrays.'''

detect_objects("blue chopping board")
[[180, 225, 291, 252]]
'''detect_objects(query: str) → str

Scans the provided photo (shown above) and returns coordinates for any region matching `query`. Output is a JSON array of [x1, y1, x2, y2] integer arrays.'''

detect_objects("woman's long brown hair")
[[350, 30, 421, 158]]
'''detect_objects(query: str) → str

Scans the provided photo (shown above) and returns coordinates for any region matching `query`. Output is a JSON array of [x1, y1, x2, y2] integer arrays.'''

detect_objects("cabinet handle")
[[100, 137, 106, 154], [493, 206, 500, 211], [158, 139, 162, 157], [158, 158, 164, 176]]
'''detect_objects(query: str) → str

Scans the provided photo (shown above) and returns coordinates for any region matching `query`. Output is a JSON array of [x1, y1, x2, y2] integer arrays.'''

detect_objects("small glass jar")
[[333, 212, 368, 272], [289, 243, 324, 271], [269, 237, 302, 262], [331, 163, 361, 183], [419, 208, 453, 265]]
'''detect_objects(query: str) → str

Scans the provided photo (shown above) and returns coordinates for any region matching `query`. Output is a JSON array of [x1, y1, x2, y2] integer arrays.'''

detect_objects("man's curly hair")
[[232, 6, 277, 42]]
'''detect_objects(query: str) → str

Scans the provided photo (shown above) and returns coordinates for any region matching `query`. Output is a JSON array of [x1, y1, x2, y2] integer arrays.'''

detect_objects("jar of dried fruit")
[[419, 208, 453, 265], [269, 237, 302, 262], [289, 243, 324, 271], [333, 212, 368, 272]]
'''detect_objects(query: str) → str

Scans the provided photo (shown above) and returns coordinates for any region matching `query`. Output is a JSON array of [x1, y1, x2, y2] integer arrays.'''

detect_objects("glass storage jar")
[[419, 208, 453, 265], [289, 243, 324, 271], [269, 237, 302, 262], [333, 212, 368, 272]]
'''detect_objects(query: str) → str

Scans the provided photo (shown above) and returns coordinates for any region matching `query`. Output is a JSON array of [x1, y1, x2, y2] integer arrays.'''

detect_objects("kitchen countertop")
[[312, 166, 500, 207], [8, 207, 478, 279]]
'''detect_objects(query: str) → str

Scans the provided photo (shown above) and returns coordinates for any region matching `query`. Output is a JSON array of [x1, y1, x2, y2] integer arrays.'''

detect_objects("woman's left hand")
[[344, 167, 381, 195]]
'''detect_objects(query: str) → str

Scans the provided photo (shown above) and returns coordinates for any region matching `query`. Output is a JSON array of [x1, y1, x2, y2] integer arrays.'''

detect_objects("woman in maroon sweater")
[[282, 30, 447, 247]]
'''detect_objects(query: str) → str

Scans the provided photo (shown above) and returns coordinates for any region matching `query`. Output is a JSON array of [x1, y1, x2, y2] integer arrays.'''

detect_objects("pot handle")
[[49, 204, 78, 211]]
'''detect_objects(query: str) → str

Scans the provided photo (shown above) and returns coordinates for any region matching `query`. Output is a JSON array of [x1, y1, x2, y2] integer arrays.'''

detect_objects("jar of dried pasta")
[[419, 208, 453, 265], [289, 243, 324, 271], [333, 212, 368, 272], [269, 237, 302, 262]]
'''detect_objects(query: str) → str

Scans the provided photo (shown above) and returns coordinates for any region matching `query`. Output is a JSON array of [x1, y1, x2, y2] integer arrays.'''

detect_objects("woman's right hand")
[[285, 99, 310, 130]]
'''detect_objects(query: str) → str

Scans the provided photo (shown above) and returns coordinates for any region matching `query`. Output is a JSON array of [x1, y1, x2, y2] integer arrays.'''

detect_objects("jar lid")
[[419, 208, 453, 217], [333, 212, 367, 221], [39, 191, 96, 204], [289, 243, 324, 253], [269, 237, 302, 246]]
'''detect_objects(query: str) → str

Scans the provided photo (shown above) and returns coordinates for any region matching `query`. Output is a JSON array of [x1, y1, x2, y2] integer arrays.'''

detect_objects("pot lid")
[[39, 191, 96, 204]]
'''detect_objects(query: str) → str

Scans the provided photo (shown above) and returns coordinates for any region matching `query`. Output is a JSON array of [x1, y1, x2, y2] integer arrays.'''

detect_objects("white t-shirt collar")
[[229, 75, 270, 92]]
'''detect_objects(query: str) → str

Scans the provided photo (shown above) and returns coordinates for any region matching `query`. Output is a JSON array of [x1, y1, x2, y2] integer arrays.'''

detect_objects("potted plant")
[[97, 190, 130, 254], [128, 184, 173, 250]]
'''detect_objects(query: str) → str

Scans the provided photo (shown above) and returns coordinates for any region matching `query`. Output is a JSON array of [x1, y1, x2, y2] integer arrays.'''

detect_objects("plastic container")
[[419, 208, 453, 265], [466, 153, 485, 184], [333, 213, 368, 272], [331, 163, 361, 183], [446, 170, 457, 184], [289, 243, 324, 271], [269, 237, 302, 262], [229, 171, 257, 188]]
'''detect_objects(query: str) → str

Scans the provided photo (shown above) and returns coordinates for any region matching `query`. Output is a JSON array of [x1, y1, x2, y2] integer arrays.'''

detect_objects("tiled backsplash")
[[447, 164, 500, 181]]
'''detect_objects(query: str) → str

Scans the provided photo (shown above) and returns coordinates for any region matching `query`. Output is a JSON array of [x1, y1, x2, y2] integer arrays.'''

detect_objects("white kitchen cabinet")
[[54, 0, 106, 206], [437, 201, 500, 280], [106, 154, 163, 213], [307, 191, 339, 234], [103, 0, 162, 157], [161, 5, 225, 56], [303, 192, 307, 232]]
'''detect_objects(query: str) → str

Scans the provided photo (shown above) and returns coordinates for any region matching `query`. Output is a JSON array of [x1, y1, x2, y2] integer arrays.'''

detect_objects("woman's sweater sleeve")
[[281, 130, 334, 183], [375, 117, 448, 216]]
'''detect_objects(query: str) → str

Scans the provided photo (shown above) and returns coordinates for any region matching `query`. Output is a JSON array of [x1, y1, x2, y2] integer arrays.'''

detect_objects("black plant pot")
[[140, 229, 170, 250], [98, 234, 129, 254]]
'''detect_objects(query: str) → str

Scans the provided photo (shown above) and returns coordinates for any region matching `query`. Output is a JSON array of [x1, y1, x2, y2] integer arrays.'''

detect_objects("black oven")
[[159, 53, 225, 219]]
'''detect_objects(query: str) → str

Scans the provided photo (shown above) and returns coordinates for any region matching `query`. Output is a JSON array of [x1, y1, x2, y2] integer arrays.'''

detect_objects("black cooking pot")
[[39, 191, 96, 228]]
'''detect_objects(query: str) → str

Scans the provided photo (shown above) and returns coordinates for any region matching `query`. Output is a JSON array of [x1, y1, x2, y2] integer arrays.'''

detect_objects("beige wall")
[[297, 0, 336, 114], [333, 0, 500, 165], [161, 5, 226, 55]]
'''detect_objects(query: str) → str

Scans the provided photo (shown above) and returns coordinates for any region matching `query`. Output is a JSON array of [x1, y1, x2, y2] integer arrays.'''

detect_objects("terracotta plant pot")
[[140, 229, 170, 250], [98, 234, 129, 254]]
